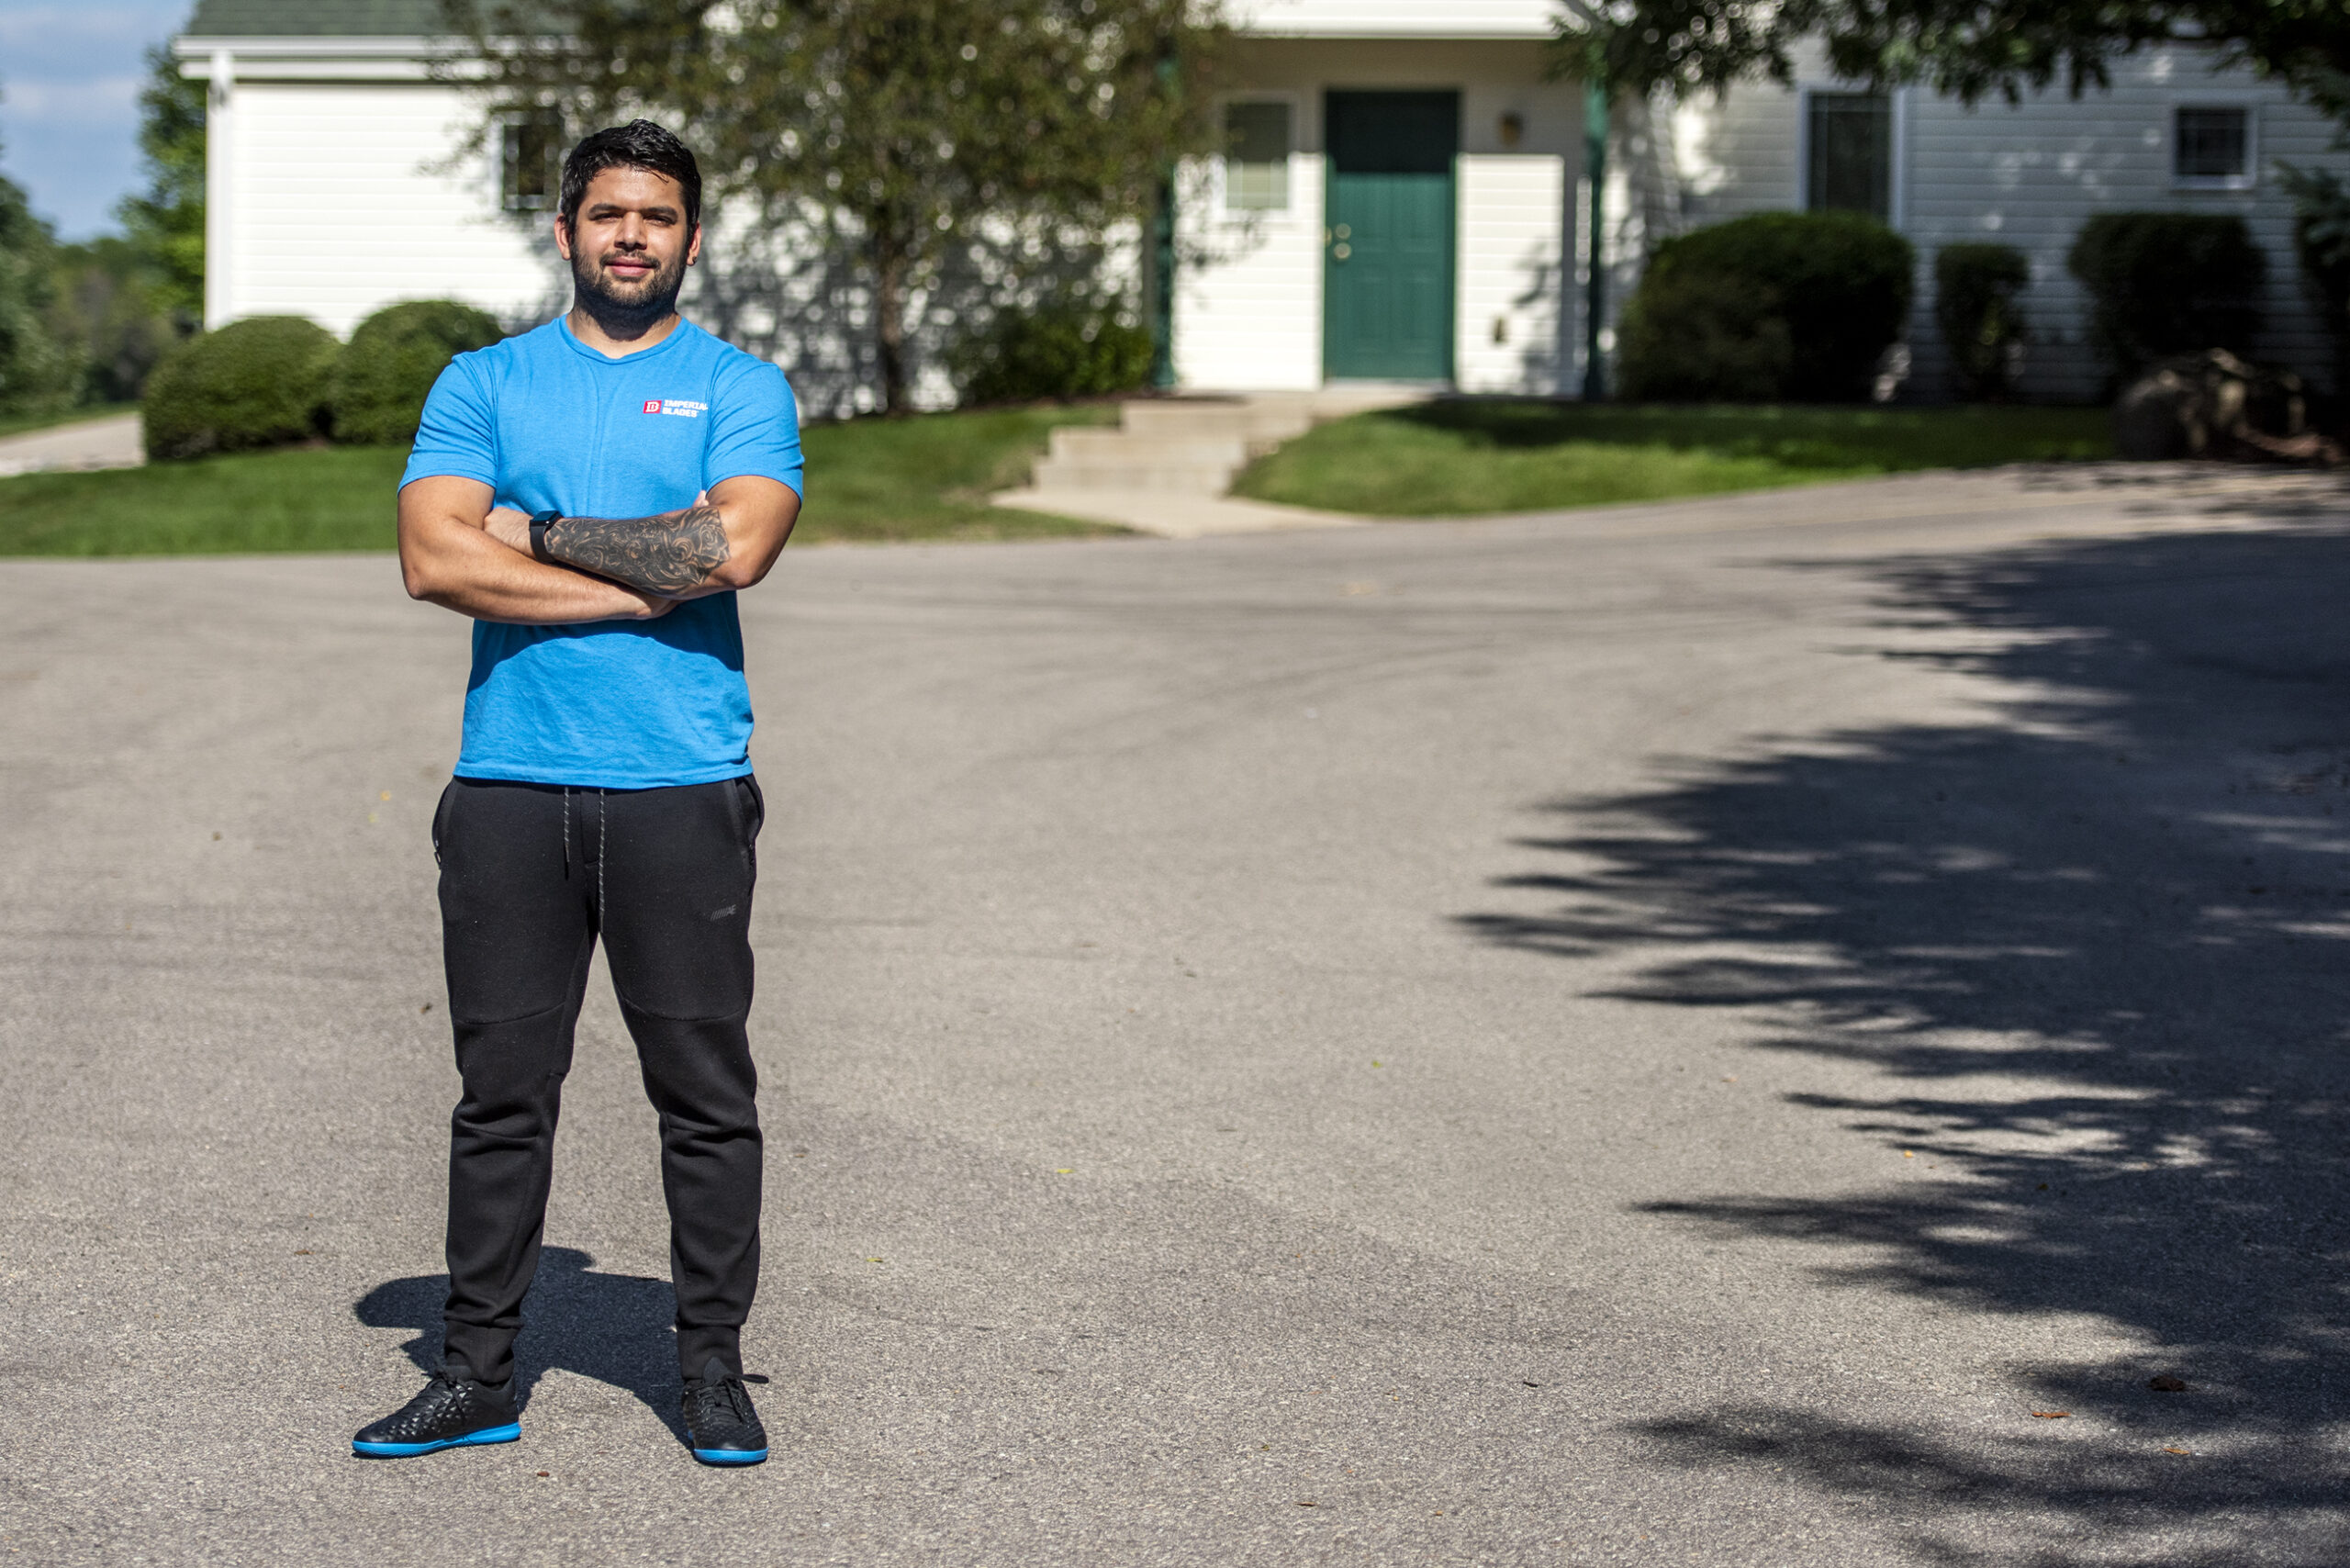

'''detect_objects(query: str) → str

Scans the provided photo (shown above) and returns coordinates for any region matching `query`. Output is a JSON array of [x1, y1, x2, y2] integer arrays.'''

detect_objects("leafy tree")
[[118, 44, 207, 325], [1554, 0, 2350, 112], [48, 237, 181, 403], [451, 0, 1226, 413], [0, 139, 75, 415]]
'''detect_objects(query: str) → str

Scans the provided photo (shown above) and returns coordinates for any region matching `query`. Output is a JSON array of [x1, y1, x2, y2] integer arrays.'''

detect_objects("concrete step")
[[1046, 427, 1248, 465], [1013, 388, 1434, 501], [1117, 402, 1315, 448], [1029, 458, 1239, 494]]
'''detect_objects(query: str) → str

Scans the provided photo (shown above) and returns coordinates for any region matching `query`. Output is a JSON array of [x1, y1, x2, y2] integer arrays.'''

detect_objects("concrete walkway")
[[0, 410, 143, 476], [2, 464, 2344, 1565]]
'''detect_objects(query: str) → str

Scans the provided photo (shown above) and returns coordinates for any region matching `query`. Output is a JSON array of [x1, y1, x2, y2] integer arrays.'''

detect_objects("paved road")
[[2, 465, 2344, 1565]]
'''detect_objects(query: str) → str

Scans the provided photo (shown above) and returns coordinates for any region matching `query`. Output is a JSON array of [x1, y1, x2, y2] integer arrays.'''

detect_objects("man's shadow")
[[354, 1248, 688, 1441]]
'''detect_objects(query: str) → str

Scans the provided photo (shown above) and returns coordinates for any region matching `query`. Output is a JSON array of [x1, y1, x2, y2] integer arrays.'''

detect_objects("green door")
[[1324, 91, 1459, 381]]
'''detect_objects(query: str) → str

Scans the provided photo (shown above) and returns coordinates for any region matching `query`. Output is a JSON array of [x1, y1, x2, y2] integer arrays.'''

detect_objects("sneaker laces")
[[688, 1373, 752, 1428], [369, 1370, 476, 1439]]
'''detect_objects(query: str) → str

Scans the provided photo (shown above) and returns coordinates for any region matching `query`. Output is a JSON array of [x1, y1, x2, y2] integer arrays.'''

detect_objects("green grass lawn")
[[798, 404, 1120, 542], [1232, 400, 2116, 517], [0, 404, 1123, 556]]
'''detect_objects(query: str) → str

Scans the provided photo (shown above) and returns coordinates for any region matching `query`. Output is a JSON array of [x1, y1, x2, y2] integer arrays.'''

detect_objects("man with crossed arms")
[[354, 119, 800, 1467]]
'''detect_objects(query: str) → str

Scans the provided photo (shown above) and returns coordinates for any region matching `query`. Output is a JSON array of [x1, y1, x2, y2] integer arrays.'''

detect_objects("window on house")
[[1225, 101, 1292, 212], [2175, 106, 2253, 186], [502, 113, 565, 213], [1806, 93, 1891, 219]]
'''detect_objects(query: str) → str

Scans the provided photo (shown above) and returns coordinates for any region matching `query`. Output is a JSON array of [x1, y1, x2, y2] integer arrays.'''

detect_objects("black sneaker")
[[352, 1371, 520, 1459], [681, 1357, 767, 1466]]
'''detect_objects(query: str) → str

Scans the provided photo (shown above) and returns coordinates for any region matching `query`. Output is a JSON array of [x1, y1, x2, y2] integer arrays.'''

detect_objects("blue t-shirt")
[[403, 316, 803, 789]]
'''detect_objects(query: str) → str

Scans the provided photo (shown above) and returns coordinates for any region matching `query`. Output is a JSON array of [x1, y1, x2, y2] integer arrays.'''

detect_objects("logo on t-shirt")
[[643, 398, 707, 419]]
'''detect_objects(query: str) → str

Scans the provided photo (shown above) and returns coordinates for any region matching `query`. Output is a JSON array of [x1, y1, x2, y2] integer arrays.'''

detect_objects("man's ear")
[[554, 213, 574, 261], [687, 223, 703, 267]]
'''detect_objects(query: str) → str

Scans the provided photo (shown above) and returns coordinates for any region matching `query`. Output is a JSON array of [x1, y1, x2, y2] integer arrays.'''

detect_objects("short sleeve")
[[400, 354, 499, 490], [704, 358, 804, 498]]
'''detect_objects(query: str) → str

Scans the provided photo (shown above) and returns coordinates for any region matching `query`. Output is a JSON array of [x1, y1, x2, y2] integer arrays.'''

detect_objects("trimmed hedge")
[[1934, 243, 2030, 401], [330, 299, 504, 445], [946, 296, 1153, 406], [2067, 212, 2263, 384], [1617, 211, 1915, 403], [1617, 269, 1792, 403], [144, 315, 339, 461]]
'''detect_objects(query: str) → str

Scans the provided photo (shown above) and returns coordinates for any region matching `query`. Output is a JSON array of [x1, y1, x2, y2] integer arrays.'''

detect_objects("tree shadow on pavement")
[[1460, 515, 2350, 1565], [353, 1248, 687, 1439]]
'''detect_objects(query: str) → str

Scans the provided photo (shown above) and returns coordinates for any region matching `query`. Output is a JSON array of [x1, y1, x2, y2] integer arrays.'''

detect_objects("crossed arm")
[[397, 474, 801, 623]]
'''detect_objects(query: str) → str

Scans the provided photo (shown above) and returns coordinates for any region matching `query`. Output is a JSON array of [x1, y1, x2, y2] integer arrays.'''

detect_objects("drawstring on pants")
[[555, 785, 610, 924]]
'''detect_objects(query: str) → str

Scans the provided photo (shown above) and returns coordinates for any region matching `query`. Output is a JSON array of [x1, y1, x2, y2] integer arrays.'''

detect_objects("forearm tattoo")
[[542, 505, 732, 597]]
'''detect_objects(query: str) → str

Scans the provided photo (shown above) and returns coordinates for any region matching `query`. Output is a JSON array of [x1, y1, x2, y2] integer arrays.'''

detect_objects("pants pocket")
[[731, 774, 763, 882]]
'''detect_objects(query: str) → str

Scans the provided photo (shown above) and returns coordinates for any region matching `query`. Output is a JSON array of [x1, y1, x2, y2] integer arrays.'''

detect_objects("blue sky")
[[0, 0, 195, 239]]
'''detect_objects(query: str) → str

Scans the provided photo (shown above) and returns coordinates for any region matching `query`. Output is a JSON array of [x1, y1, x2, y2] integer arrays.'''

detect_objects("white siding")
[[218, 81, 560, 335], [1456, 154, 1566, 393], [1673, 87, 1797, 219], [1676, 45, 2350, 398], [1172, 154, 1326, 391], [1903, 50, 2344, 399]]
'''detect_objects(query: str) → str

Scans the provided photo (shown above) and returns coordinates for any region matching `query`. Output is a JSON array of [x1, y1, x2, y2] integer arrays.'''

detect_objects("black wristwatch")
[[528, 510, 562, 563]]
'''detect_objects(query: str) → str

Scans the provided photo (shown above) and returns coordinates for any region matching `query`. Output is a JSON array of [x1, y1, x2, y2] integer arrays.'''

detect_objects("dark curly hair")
[[558, 119, 702, 232]]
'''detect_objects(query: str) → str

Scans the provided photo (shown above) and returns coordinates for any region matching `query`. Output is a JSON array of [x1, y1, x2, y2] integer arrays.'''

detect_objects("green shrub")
[[1617, 212, 1915, 403], [330, 299, 504, 445], [1933, 243, 2030, 401], [2066, 212, 2263, 384], [946, 295, 1153, 406], [1617, 269, 1792, 402], [143, 315, 338, 461]]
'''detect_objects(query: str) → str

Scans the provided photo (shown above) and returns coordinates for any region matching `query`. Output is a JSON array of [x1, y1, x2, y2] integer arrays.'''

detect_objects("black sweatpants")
[[431, 775, 765, 1386]]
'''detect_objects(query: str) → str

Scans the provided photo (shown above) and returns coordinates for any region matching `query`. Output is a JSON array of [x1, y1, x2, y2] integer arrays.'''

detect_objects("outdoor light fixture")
[[1498, 111, 1525, 147]]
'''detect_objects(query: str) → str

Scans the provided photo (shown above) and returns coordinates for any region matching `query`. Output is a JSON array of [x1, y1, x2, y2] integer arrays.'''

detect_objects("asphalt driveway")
[[1, 464, 2344, 1565]]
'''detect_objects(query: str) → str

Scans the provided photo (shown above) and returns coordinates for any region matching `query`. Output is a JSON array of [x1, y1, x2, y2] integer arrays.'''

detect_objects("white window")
[[1225, 101, 1292, 212], [501, 113, 565, 213], [2174, 105, 2255, 189]]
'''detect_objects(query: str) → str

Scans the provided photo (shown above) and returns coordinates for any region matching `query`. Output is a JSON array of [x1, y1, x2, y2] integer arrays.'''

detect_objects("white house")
[[1674, 43, 2347, 402], [176, 0, 2348, 409]]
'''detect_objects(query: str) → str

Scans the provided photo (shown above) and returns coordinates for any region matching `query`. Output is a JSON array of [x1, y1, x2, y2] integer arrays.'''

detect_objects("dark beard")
[[570, 247, 688, 340]]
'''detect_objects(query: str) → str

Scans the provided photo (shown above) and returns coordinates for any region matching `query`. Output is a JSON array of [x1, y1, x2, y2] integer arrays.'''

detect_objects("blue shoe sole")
[[692, 1446, 768, 1466], [352, 1422, 521, 1459]]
